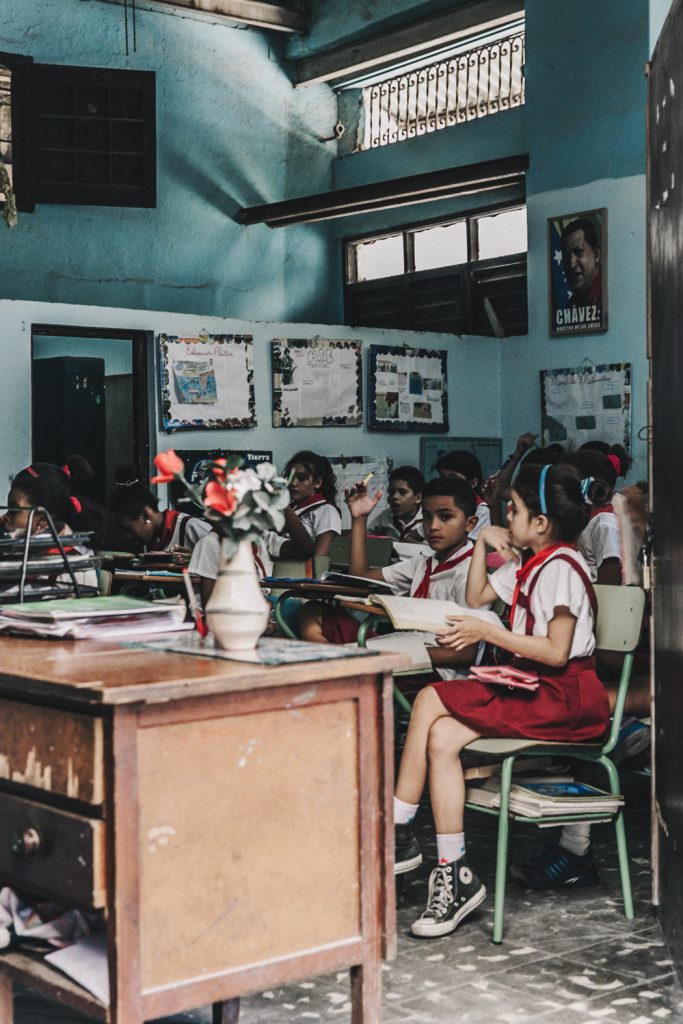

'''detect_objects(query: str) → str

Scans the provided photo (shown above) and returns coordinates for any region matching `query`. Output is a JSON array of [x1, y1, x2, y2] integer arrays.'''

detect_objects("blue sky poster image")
[[548, 208, 607, 337]]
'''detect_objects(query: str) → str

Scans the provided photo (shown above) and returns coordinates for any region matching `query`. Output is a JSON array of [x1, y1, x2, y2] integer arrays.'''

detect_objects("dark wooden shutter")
[[471, 254, 528, 337], [26, 63, 155, 207]]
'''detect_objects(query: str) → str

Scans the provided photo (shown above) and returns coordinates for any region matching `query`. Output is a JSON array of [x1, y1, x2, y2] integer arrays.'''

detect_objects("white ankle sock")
[[394, 796, 419, 825], [436, 832, 466, 865], [559, 823, 591, 857]]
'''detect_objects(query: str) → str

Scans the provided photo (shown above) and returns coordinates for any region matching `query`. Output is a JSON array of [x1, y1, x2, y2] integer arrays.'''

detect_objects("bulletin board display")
[[169, 449, 273, 510], [367, 344, 448, 432], [420, 437, 503, 483], [540, 363, 631, 450], [329, 455, 393, 532], [272, 338, 363, 427], [159, 333, 256, 432]]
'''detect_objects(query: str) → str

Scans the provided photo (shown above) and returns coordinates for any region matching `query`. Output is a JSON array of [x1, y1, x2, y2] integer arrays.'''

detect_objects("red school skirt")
[[431, 657, 610, 743]]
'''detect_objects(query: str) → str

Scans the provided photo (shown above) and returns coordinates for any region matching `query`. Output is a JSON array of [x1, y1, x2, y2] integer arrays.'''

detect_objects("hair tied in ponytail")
[[70, 495, 82, 514], [580, 476, 594, 502], [607, 453, 622, 477]]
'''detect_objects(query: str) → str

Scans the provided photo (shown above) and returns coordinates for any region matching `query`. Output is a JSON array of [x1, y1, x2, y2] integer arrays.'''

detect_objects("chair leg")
[[601, 756, 635, 919], [492, 756, 515, 944]]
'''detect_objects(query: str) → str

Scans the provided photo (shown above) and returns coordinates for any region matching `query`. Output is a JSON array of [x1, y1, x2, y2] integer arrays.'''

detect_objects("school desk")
[[0, 635, 405, 1023]]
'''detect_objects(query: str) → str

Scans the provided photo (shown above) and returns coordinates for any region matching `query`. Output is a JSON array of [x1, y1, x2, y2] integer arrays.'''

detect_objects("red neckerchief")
[[151, 509, 181, 551], [251, 542, 266, 579], [510, 542, 577, 628], [291, 492, 327, 515], [589, 503, 615, 519], [475, 495, 487, 507], [394, 510, 422, 540], [412, 542, 473, 599]]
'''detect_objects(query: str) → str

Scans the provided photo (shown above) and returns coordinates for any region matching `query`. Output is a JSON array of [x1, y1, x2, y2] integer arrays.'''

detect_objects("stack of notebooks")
[[466, 774, 623, 818], [0, 596, 193, 640]]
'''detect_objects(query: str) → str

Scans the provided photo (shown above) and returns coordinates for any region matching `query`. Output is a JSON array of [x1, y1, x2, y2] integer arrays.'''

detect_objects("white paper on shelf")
[[45, 932, 110, 1006]]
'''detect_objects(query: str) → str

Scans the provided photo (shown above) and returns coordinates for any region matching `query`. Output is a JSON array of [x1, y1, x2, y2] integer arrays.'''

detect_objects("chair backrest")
[[594, 585, 645, 653], [97, 567, 113, 597], [329, 534, 393, 570]]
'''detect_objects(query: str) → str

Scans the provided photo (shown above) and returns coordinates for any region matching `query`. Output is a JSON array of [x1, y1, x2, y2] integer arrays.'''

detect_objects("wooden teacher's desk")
[[0, 636, 405, 1023]]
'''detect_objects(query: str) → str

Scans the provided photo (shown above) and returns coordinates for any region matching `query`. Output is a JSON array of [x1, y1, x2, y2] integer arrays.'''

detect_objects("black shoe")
[[510, 842, 599, 890], [394, 823, 422, 875], [410, 858, 486, 938]]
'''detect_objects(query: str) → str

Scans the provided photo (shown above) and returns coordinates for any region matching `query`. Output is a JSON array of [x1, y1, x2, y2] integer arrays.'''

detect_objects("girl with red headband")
[[392, 463, 608, 938], [2, 463, 99, 594]]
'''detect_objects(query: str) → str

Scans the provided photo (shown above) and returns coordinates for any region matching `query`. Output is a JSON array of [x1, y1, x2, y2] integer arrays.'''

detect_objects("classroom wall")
[[0, 0, 338, 322], [0, 299, 501, 496]]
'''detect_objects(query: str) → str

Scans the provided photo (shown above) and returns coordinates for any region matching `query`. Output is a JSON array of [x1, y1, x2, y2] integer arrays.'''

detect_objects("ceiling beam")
[[97, 0, 307, 34], [237, 154, 528, 227], [295, 0, 524, 85]]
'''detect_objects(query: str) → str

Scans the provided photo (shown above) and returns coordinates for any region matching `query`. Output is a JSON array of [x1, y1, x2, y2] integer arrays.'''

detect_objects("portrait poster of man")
[[548, 208, 607, 336]]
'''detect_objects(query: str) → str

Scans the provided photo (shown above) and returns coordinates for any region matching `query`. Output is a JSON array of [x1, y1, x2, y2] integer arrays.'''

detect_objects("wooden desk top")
[[0, 635, 407, 708]]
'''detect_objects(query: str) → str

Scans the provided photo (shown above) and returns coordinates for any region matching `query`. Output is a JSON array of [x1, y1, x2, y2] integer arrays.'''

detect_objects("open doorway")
[[30, 325, 150, 506]]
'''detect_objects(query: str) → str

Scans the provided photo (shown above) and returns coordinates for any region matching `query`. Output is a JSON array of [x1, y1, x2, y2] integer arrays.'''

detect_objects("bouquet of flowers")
[[152, 450, 290, 560]]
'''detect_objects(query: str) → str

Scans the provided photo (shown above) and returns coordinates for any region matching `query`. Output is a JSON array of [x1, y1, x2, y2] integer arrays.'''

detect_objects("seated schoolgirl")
[[435, 451, 490, 539], [108, 482, 211, 554], [2, 464, 99, 594], [299, 477, 483, 678], [393, 464, 609, 937], [264, 451, 341, 562], [189, 532, 273, 606], [370, 466, 425, 543], [568, 450, 623, 585]]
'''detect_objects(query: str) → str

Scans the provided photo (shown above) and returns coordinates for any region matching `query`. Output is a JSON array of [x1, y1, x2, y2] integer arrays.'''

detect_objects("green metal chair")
[[464, 584, 646, 943]]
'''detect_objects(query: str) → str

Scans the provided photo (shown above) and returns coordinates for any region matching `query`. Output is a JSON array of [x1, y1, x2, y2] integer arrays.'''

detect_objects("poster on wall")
[[159, 333, 255, 431], [540, 363, 631, 451], [271, 338, 362, 427], [169, 449, 273, 510], [367, 345, 448, 432], [329, 455, 393, 532], [548, 207, 607, 336]]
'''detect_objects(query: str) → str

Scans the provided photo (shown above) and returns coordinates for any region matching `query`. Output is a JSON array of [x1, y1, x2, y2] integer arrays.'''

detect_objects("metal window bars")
[[362, 32, 525, 150]]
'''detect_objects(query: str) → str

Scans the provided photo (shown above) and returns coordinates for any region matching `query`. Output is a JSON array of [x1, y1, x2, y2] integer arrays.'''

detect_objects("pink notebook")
[[468, 665, 540, 691]]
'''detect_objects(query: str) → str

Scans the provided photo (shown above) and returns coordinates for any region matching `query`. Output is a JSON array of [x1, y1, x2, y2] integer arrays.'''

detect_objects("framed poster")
[[420, 436, 502, 483], [272, 338, 362, 427], [541, 363, 631, 451], [169, 449, 273, 510], [329, 455, 393, 531], [548, 207, 607, 336], [368, 345, 448, 432], [159, 333, 255, 431]]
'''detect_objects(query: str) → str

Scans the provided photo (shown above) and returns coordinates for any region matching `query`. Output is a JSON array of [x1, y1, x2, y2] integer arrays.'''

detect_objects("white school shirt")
[[579, 510, 622, 582], [370, 508, 425, 541], [469, 501, 491, 541], [189, 532, 273, 581], [265, 502, 342, 558], [381, 540, 479, 680], [489, 546, 596, 659], [152, 510, 212, 553]]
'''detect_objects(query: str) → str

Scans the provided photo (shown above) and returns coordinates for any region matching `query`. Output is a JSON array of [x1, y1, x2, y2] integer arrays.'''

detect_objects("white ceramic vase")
[[205, 537, 270, 651]]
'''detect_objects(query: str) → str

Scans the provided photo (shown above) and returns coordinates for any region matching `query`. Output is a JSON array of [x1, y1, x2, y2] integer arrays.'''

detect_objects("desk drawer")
[[0, 792, 106, 908], [0, 700, 104, 806]]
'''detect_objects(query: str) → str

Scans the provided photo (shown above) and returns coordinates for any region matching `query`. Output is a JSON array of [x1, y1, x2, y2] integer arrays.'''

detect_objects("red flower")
[[212, 458, 227, 481], [151, 449, 185, 484], [204, 481, 237, 516]]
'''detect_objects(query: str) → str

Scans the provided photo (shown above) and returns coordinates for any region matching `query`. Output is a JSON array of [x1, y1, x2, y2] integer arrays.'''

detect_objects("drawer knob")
[[11, 827, 42, 860]]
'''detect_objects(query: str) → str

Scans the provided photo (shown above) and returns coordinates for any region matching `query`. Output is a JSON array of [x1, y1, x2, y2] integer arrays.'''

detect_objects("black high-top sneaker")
[[411, 858, 486, 937], [394, 822, 422, 875]]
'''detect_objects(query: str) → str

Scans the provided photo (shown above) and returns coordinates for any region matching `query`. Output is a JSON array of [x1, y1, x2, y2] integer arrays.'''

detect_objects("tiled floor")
[[13, 770, 683, 1024]]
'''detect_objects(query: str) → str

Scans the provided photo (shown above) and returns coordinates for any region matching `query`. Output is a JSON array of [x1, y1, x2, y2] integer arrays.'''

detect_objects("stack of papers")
[[0, 596, 193, 640], [466, 775, 623, 817]]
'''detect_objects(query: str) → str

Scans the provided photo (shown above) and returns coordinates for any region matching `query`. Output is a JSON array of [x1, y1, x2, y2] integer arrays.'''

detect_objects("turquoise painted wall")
[[0, 0, 338, 321], [0, 299, 501, 497]]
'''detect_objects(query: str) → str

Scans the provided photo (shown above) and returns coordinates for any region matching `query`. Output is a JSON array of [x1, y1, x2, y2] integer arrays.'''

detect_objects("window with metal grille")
[[361, 28, 525, 150], [344, 206, 528, 337], [0, 56, 155, 210]]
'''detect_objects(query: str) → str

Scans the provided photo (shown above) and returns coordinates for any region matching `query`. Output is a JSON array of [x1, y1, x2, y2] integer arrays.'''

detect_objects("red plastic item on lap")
[[468, 665, 540, 691]]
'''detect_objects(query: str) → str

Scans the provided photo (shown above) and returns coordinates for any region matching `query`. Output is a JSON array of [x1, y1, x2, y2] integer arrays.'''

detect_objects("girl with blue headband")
[[392, 462, 609, 939]]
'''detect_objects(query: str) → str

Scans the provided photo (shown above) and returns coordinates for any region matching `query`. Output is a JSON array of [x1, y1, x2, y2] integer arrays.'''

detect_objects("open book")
[[364, 595, 504, 634]]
